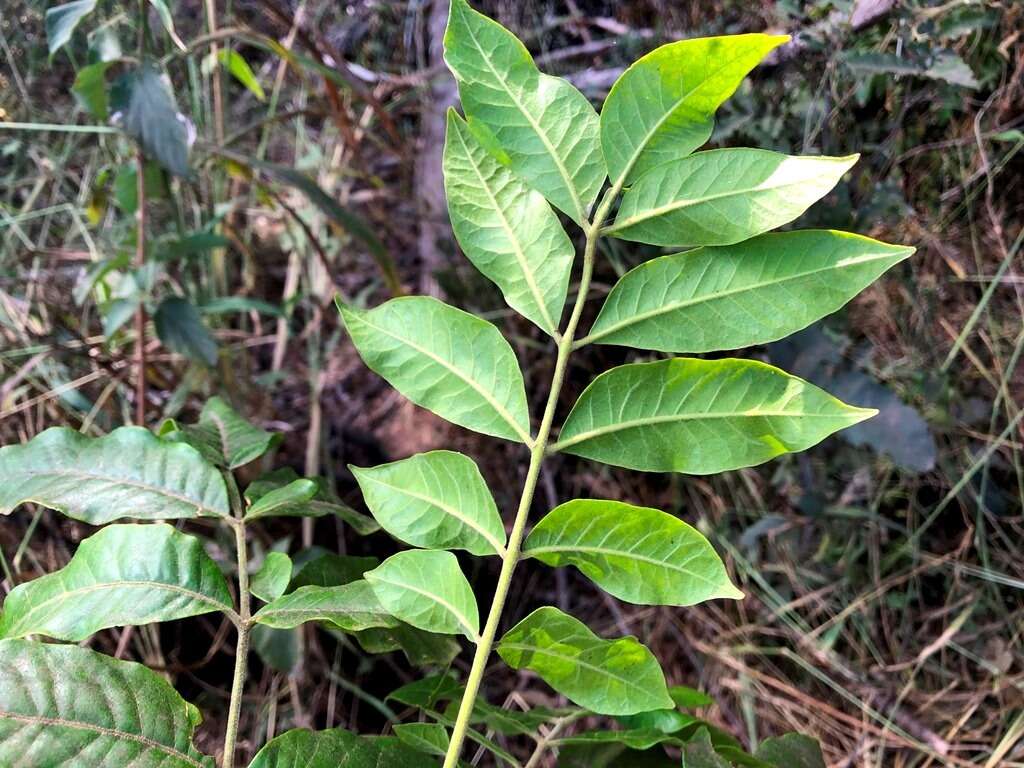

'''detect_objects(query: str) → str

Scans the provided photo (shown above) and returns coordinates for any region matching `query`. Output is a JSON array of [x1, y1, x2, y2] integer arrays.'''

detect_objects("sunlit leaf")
[[218, 49, 266, 101]]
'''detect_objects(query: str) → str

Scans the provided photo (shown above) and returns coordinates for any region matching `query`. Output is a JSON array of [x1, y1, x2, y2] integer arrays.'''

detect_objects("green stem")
[[222, 480, 252, 768], [442, 191, 617, 768]]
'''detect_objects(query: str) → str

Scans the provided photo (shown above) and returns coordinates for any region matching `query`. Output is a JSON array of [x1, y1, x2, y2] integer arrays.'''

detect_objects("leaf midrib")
[[367, 573, 478, 641], [524, 544, 721, 588], [586, 250, 905, 343], [0, 710, 207, 768]]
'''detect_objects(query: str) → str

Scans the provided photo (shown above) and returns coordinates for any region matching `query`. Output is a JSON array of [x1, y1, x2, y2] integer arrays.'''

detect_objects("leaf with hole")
[[0, 524, 232, 641], [497, 606, 673, 715], [0, 426, 229, 522], [553, 358, 874, 474], [444, 109, 573, 335], [607, 149, 857, 247], [0, 638, 213, 767], [365, 550, 479, 641], [523, 499, 741, 606], [583, 230, 914, 353], [351, 450, 506, 557], [339, 296, 530, 443]]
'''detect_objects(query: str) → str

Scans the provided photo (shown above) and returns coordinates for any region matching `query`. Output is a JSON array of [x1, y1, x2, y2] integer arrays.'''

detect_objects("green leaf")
[[582, 230, 915, 353], [351, 450, 506, 557], [253, 581, 399, 632], [243, 469, 378, 534], [444, 0, 605, 224], [497, 606, 673, 716], [289, 552, 379, 590], [246, 479, 318, 520], [601, 34, 787, 187], [365, 550, 479, 641], [249, 728, 430, 768], [681, 727, 731, 768], [393, 723, 450, 757], [607, 149, 857, 247], [0, 426, 229, 522], [250, 625, 300, 673], [754, 733, 825, 768], [556, 729, 680, 751], [0, 638, 213, 767], [523, 499, 741, 606], [46, 0, 97, 55], [0, 524, 232, 641], [110, 63, 192, 179], [443, 109, 573, 335], [72, 61, 112, 120], [162, 396, 280, 469], [338, 296, 531, 443], [154, 297, 219, 366], [353, 623, 460, 668], [553, 358, 874, 474], [147, 0, 187, 51], [219, 49, 266, 101], [388, 674, 463, 709], [250, 551, 292, 602]]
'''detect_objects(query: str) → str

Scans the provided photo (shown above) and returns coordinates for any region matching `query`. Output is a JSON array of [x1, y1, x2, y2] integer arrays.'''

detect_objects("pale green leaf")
[[0, 524, 232, 641], [219, 49, 266, 101], [338, 297, 531, 443], [497, 606, 673, 715], [46, 0, 97, 55], [246, 479, 317, 520], [601, 34, 787, 186], [553, 358, 874, 474], [161, 395, 280, 469], [110, 63, 192, 179], [243, 469, 378, 534], [365, 550, 480, 641], [253, 581, 399, 632], [0, 638, 213, 767], [607, 149, 857, 247], [0, 426, 229, 522], [249, 728, 430, 768], [444, 0, 605, 224], [582, 230, 915, 353], [523, 499, 742, 606], [393, 723, 450, 757], [351, 450, 506, 557], [250, 552, 292, 602]]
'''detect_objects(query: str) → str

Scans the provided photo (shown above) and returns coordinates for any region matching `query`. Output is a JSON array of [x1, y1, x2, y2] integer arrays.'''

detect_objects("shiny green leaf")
[[339, 296, 531, 443], [583, 230, 915, 353], [0, 426, 229, 522], [365, 550, 479, 641], [351, 450, 506, 557], [608, 150, 857, 247], [444, 109, 573, 334], [444, 0, 605, 224], [253, 581, 399, 632], [0, 524, 232, 641], [601, 34, 787, 186], [497, 606, 673, 715], [250, 552, 292, 602], [523, 499, 741, 606], [0, 638, 213, 767], [553, 358, 874, 474]]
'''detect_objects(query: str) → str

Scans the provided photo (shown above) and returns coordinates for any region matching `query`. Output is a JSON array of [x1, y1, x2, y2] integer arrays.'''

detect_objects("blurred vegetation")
[[1, 0, 1022, 765]]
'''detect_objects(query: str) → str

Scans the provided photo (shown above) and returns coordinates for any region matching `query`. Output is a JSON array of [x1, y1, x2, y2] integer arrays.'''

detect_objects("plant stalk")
[[442, 192, 616, 767], [133, 148, 147, 425], [222, 483, 252, 768]]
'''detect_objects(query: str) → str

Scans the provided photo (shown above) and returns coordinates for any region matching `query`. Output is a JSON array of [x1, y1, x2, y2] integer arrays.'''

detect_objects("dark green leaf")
[[754, 733, 826, 768], [161, 396, 280, 469], [110, 63, 192, 179], [243, 468, 378, 534], [154, 297, 219, 366], [249, 728, 432, 767]]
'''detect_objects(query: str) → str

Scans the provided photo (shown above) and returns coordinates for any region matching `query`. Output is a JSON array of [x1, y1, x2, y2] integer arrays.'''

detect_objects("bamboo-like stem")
[[222, 478, 252, 768], [442, 189, 618, 767]]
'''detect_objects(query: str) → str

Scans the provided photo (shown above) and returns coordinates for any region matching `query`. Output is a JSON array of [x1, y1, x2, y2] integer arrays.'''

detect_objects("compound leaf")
[[351, 450, 506, 557], [0, 426, 229, 522], [497, 606, 673, 715], [0, 638, 213, 767], [250, 552, 293, 602], [161, 395, 280, 469], [523, 499, 741, 606], [444, 109, 573, 335], [601, 34, 787, 187], [608, 149, 857, 247], [584, 230, 915, 353], [0, 524, 232, 641], [248, 728, 430, 768], [365, 550, 479, 641], [338, 296, 531, 443], [253, 581, 399, 633], [553, 358, 874, 474], [444, 0, 605, 224]]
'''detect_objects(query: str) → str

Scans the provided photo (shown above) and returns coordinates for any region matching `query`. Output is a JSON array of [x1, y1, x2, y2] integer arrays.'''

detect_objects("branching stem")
[[222, 481, 252, 768], [442, 189, 619, 767]]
